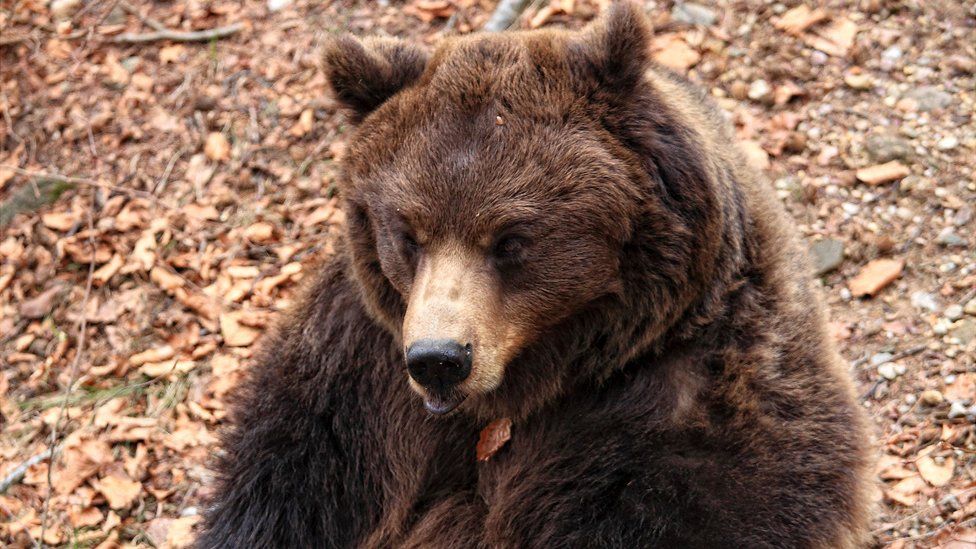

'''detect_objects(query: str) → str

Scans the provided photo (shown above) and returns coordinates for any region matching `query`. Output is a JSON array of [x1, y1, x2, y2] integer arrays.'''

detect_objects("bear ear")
[[571, 2, 651, 94], [324, 35, 428, 122]]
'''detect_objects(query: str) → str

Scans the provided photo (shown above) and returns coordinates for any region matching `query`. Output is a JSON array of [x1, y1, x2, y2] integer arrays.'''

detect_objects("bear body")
[[199, 5, 872, 548]]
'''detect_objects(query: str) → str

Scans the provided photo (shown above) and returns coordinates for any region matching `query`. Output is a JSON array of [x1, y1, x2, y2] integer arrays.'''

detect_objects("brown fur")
[[198, 4, 873, 547]]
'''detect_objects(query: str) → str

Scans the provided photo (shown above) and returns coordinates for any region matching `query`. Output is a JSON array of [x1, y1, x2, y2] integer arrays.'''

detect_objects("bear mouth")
[[423, 391, 467, 415]]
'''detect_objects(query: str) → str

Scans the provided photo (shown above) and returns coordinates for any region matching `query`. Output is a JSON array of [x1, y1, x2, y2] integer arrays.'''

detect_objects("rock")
[[747, 79, 773, 103], [268, 0, 292, 11], [948, 401, 969, 419], [955, 206, 973, 227], [877, 362, 902, 381], [911, 291, 940, 313], [871, 352, 894, 366], [844, 72, 873, 90], [50, 0, 82, 19], [949, 319, 976, 345], [936, 136, 959, 151], [856, 161, 910, 185], [964, 298, 976, 316], [848, 258, 904, 297], [880, 46, 902, 71], [933, 318, 951, 336], [902, 86, 954, 112], [920, 390, 944, 406], [671, 2, 717, 26], [865, 134, 913, 163], [809, 238, 844, 275], [936, 227, 966, 247], [945, 304, 964, 321]]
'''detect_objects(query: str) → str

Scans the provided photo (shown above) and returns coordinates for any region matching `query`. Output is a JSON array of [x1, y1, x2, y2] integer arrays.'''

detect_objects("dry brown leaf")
[[129, 345, 175, 366], [773, 5, 827, 35], [856, 161, 910, 185], [805, 18, 858, 57], [651, 34, 700, 72], [204, 132, 231, 162], [93, 254, 124, 285], [916, 456, 954, 487], [166, 515, 202, 549], [288, 108, 315, 137], [476, 418, 512, 462], [41, 211, 79, 231], [68, 506, 103, 528], [20, 284, 64, 319], [244, 221, 275, 243], [151, 266, 185, 292], [93, 472, 142, 510], [848, 259, 904, 297], [944, 373, 975, 403], [885, 475, 926, 507], [159, 44, 186, 64], [220, 312, 262, 347]]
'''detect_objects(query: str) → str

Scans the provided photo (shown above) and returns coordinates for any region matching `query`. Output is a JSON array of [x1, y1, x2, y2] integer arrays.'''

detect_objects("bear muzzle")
[[406, 339, 472, 414]]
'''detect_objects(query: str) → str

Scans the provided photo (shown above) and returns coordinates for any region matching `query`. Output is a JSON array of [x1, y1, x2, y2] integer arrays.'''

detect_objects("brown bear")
[[198, 4, 873, 547]]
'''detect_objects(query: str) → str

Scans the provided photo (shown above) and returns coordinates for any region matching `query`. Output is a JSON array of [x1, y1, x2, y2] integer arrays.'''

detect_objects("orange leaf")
[[476, 418, 512, 462]]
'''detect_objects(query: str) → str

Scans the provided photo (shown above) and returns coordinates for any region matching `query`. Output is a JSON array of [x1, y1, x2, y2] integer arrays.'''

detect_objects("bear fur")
[[198, 4, 873, 548]]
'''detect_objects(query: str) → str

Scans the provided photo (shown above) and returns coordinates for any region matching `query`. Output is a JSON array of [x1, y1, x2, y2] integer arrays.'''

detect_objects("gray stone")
[[671, 2, 718, 26], [903, 86, 954, 112], [919, 389, 944, 406], [937, 227, 967, 247], [948, 401, 968, 419], [911, 291, 941, 313], [937, 136, 959, 151], [949, 319, 976, 345], [809, 238, 844, 275], [955, 206, 973, 227], [748, 79, 773, 103], [877, 363, 900, 380], [871, 352, 894, 366], [865, 133, 913, 163], [945, 304, 964, 321]]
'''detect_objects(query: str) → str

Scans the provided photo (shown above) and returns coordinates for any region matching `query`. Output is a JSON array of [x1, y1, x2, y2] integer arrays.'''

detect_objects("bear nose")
[[406, 340, 472, 392]]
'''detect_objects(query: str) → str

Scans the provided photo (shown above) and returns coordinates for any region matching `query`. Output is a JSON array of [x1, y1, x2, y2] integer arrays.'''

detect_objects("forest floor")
[[1, 0, 974, 547]]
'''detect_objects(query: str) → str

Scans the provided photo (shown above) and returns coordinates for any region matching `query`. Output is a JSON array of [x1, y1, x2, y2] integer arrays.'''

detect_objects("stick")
[[112, 22, 244, 44], [483, 0, 533, 32], [37, 203, 96, 549], [0, 449, 55, 494]]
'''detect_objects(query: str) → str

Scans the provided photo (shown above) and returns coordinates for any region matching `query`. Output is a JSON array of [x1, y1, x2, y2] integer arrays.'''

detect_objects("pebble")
[[948, 401, 969, 419], [881, 46, 902, 71], [964, 298, 976, 316], [902, 86, 954, 112], [809, 238, 845, 276], [911, 291, 941, 313], [878, 362, 905, 381], [933, 318, 951, 335], [949, 319, 976, 344], [871, 352, 895, 366], [936, 227, 967, 247], [865, 133, 913, 163], [671, 2, 717, 26], [811, 51, 828, 66], [268, 0, 292, 10], [50, 0, 81, 19], [937, 136, 959, 151], [920, 389, 944, 406], [748, 79, 773, 103], [944, 304, 964, 321]]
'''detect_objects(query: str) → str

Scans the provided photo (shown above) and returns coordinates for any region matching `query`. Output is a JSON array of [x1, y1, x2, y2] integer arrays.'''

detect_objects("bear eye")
[[491, 234, 528, 264]]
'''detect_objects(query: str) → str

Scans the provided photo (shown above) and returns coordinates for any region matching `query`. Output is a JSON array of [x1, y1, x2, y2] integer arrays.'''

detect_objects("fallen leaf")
[[93, 472, 142, 510], [159, 44, 186, 64], [166, 515, 202, 549], [244, 221, 274, 243], [151, 266, 185, 292], [848, 259, 904, 297], [476, 418, 512, 462], [944, 374, 975, 403], [773, 5, 827, 35], [129, 345, 175, 366], [884, 474, 926, 507], [220, 312, 262, 347], [288, 108, 314, 137], [916, 455, 954, 487], [41, 211, 79, 231], [856, 161, 910, 185], [68, 506, 103, 528], [20, 284, 64, 319], [651, 34, 700, 72], [204, 132, 231, 162], [93, 254, 124, 285]]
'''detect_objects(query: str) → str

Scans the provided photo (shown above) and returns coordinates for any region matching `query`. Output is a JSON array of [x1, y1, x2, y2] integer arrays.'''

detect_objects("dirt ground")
[[1, 0, 974, 547]]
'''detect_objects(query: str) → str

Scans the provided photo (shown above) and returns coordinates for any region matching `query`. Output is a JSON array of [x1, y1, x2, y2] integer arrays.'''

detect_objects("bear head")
[[325, 3, 735, 420]]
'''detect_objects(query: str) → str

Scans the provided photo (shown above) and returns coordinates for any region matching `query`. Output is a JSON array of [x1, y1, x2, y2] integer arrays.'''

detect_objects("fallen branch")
[[112, 22, 244, 44], [483, 0, 532, 32], [0, 448, 55, 494]]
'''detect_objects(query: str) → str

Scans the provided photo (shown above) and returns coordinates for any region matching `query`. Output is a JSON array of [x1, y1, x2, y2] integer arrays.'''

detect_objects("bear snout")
[[406, 339, 473, 393]]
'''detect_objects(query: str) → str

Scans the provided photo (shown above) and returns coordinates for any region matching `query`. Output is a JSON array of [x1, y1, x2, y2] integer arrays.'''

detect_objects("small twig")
[[112, 22, 244, 44], [0, 448, 56, 494], [119, 2, 169, 32], [483, 0, 533, 31], [155, 149, 183, 195], [0, 165, 163, 203], [37, 203, 96, 549]]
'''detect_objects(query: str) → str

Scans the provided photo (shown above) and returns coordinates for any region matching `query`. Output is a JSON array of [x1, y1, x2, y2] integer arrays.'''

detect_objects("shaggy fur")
[[198, 4, 873, 548]]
